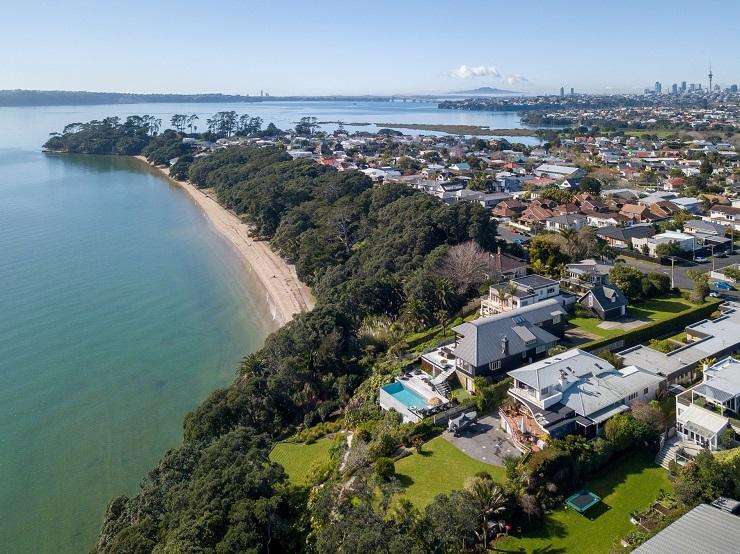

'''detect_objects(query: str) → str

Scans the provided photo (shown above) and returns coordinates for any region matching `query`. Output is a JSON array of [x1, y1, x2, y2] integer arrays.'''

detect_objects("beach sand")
[[134, 156, 314, 327]]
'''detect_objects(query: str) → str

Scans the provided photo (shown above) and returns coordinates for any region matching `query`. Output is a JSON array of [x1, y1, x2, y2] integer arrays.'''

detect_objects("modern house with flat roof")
[[500, 349, 664, 452], [421, 299, 566, 392], [619, 301, 740, 384], [632, 230, 696, 257], [674, 356, 740, 451], [480, 274, 564, 316]]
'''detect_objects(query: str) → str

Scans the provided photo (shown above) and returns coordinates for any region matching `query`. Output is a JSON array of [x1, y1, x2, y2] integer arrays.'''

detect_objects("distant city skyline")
[[1, 0, 738, 96]]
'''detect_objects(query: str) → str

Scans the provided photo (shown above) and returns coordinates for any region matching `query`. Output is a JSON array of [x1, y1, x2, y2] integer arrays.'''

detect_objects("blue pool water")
[[383, 381, 428, 409]]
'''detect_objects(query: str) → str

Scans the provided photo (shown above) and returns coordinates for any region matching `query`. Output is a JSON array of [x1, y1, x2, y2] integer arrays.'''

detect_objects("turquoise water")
[[0, 99, 534, 552], [0, 115, 274, 552], [383, 381, 428, 409]]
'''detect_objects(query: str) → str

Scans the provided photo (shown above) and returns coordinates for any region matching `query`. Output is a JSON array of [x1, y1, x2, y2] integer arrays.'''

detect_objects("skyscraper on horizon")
[[708, 63, 714, 92], [655, 81, 662, 94], [560, 86, 564, 97], [681, 81, 687, 92], [671, 83, 678, 94]]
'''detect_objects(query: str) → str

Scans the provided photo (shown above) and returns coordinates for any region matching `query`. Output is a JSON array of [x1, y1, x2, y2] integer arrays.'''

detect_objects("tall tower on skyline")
[[708, 63, 713, 92]]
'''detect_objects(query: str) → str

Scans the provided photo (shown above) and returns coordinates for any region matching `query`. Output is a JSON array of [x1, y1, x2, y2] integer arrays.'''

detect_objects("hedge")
[[581, 298, 721, 354]]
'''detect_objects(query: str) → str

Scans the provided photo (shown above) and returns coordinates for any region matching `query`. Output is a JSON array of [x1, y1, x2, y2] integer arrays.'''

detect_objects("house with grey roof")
[[632, 502, 740, 554], [534, 163, 585, 180], [597, 224, 656, 249], [544, 213, 588, 232], [674, 356, 740, 452], [578, 285, 628, 320], [500, 348, 664, 451], [421, 300, 566, 392], [481, 274, 567, 316], [619, 301, 740, 384], [565, 259, 613, 290]]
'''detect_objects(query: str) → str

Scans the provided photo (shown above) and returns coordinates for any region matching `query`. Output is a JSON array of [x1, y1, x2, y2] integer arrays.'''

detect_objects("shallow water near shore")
[[0, 148, 273, 552]]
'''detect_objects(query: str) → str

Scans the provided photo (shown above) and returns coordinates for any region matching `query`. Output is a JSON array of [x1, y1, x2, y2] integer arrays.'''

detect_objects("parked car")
[[694, 256, 709, 263], [712, 280, 733, 291]]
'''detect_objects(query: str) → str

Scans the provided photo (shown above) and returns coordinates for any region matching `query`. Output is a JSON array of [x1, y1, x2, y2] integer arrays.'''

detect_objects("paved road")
[[619, 252, 740, 290]]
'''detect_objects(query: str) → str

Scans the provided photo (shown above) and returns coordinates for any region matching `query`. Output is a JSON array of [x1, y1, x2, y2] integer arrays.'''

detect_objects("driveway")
[[443, 415, 519, 466]]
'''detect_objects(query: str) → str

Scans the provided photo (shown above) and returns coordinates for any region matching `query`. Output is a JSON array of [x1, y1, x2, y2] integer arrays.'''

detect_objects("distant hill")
[[449, 86, 521, 95], [0, 90, 393, 107]]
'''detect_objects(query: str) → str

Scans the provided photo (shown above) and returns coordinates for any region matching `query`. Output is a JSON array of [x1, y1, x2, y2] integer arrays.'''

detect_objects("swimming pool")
[[382, 381, 429, 409]]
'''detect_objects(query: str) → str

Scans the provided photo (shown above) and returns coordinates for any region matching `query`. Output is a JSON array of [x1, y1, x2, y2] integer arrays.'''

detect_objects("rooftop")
[[632, 503, 740, 554]]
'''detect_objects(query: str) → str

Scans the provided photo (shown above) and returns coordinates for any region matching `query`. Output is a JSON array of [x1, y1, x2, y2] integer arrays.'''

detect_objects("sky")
[[1, 0, 739, 96]]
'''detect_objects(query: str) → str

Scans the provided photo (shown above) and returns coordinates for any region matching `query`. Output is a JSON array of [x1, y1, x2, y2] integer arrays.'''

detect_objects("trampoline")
[[565, 490, 601, 514]]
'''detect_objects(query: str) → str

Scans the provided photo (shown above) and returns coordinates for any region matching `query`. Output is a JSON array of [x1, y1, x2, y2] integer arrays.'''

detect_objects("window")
[[643, 387, 649, 394], [547, 287, 556, 294], [536, 345, 547, 354], [490, 360, 502, 371], [626, 392, 638, 401]]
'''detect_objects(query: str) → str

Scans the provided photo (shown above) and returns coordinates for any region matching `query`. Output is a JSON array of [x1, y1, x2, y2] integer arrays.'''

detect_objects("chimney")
[[501, 335, 509, 355], [497, 246, 502, 273]]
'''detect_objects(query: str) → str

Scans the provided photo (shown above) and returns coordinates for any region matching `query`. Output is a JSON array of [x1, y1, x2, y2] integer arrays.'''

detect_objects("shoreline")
[[133, 155, 314, 327]]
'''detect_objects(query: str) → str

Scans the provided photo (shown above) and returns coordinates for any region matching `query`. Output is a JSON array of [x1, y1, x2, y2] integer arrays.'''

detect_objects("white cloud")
[[449, 65, 501, 79], [504, 74, 529, 85]]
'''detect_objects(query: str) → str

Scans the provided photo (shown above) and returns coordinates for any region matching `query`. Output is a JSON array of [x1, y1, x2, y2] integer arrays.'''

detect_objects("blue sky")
[[2, 0, 738, 95]]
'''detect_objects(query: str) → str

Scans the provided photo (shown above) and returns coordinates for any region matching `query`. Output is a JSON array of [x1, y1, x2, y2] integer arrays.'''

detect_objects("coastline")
[[133, 155, 315, 327]]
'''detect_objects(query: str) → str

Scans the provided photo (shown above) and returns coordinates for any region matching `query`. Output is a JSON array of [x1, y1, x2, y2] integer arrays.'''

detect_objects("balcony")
[[499, 403, 546, 453]]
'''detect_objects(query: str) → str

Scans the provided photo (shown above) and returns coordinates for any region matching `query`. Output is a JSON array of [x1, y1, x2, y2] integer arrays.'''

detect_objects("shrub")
[[374, 457, 395, 481]]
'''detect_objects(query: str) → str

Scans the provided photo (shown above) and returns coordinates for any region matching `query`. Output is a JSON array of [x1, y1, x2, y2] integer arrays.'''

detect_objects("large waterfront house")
[[619, 301, 740, 384], [674, 356, 740, 451], [421, 299, 566, 392], [500, 349, 664, 452], [480, 274, 563, 316]]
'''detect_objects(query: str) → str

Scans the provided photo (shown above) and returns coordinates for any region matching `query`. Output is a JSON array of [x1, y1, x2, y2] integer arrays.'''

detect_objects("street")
[[618, 252, 740, 290]]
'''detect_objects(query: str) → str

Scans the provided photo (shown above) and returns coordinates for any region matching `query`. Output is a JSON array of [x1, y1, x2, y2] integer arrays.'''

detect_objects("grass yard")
[[629, 297, 696, 322], [568, 315, 624, 339], [493, 452, 672, 554], [568, 297, 701, 339], [269, 437, 334, 486], [394, 436, 505, 508]]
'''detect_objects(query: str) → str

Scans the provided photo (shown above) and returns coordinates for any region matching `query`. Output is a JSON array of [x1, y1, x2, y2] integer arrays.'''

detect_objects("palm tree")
[[466, 475, 507, 549]]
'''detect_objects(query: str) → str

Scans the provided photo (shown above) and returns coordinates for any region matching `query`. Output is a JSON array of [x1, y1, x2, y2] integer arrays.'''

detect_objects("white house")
[[633, 230, 696, 257], [675, 357, 739, 451]]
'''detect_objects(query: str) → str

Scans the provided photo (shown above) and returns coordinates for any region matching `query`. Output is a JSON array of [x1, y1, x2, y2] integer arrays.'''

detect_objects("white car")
[[694, 256, 709, 263]]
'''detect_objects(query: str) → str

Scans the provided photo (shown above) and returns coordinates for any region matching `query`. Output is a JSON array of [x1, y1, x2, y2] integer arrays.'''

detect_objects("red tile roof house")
[[620, 203, 658, 223], [492, 199, 527, 218], [519, 206, 554, 229], [650, 200, 681, 219]]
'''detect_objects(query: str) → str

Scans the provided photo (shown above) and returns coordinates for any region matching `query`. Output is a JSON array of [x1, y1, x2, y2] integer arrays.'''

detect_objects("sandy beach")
[[134, 156, 314, 327]]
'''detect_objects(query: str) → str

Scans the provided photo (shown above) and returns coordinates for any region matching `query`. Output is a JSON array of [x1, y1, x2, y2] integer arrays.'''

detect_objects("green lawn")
[[394, 436, 505, 508], [269, 437, 334, 485], [569, 297, 700, 339], [493, 453, 672, 554]]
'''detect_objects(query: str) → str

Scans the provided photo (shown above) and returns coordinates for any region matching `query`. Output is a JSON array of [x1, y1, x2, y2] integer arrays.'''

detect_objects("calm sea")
[[0, 100, 531, 552]]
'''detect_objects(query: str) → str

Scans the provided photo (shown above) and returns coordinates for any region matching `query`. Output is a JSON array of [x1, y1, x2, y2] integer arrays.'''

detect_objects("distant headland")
[[0, 89, 394, 107]]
